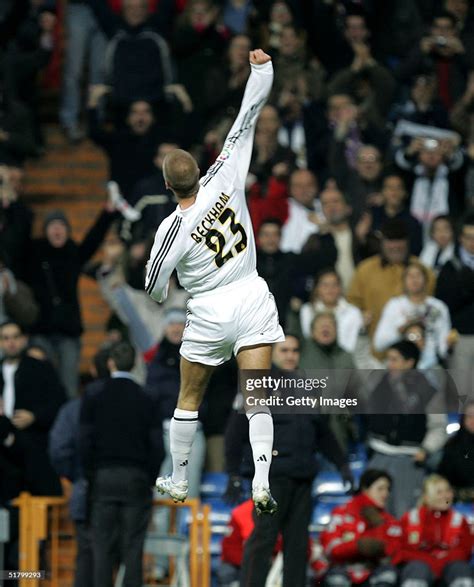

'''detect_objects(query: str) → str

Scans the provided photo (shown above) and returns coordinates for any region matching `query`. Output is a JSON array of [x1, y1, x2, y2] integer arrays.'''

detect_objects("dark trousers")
[[90, 467, 152, 587], [74, 521, 93, 587], [240, 478, 312, 587]]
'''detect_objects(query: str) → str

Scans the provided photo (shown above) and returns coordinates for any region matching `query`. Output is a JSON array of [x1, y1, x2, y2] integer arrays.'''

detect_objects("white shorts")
[[180, 275, 285, 366]]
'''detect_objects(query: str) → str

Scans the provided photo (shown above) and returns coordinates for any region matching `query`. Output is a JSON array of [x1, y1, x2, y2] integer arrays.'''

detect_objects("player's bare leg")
[[237, 344, 278, 515], [156, 358, 215, 502]]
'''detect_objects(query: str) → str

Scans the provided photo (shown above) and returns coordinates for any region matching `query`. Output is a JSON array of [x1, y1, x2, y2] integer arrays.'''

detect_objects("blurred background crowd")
[[0, 0, 474, 586]]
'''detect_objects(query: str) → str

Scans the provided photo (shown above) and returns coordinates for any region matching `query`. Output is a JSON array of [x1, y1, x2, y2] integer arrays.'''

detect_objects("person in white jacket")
[[374, 261, 451, 366], [298, 269, 363, 353]]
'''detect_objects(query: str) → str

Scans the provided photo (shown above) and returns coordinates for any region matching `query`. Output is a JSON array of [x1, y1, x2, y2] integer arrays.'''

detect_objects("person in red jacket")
[[320, 469, 402, 587], [395, 474, 473, 587], [218, 499, 283, 586]]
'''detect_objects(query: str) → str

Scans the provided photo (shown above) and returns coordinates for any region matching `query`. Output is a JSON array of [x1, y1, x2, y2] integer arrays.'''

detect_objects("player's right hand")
[[249, 49, 272, 65]]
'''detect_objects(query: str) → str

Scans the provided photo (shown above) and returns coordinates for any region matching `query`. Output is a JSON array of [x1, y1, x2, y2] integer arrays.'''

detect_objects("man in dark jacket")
[[80, 341, 163, 587], [256, 219, 338, 325], [27, 203, 117, 397], [89, 0, 174, 107], [0, 320, 66, 497], [88, 94, 166, 198], [436, 211, 474, 398], [225, 335, 352, 587], [49, 347, 111, 587], [0, 320, 66, 575]]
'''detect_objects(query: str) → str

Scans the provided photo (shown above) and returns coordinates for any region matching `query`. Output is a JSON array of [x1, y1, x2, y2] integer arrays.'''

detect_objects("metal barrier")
[[12, 492, 211, 587]]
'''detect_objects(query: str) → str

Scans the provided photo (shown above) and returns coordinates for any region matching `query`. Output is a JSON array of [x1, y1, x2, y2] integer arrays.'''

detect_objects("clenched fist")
[[249, 49, 272, 65]]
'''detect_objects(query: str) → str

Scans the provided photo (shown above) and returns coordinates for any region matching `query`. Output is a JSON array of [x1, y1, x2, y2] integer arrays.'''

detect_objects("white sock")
[[170, 408, 198, 483], [247, 411, 273, 489]]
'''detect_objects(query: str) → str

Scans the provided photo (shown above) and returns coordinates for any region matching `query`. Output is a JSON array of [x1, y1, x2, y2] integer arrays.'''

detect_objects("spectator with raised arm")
[[27, 198, 118, 397], [395, 135, 464, 243]]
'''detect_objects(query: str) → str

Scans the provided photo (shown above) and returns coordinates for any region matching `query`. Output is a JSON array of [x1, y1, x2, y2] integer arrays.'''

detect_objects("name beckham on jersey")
[[190, 193, 230, 243]]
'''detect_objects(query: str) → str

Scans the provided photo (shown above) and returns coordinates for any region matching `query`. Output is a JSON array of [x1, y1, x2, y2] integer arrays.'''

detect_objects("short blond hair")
[[163, 149, 200, 199]]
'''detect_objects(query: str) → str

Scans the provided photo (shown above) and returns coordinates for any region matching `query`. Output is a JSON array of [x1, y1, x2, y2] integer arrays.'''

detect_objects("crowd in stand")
[[0, 0, 474, 585]]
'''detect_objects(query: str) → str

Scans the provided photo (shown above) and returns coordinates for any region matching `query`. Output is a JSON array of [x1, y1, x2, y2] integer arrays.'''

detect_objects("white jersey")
[[145, 62, 273, 302]]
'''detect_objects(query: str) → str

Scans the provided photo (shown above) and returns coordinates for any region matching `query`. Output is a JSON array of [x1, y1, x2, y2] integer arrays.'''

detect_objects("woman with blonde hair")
[[394, 475, 473, 587], [374, 262, 452, 368]]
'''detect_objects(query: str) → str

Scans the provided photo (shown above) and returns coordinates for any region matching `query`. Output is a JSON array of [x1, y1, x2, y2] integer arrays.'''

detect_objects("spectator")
[[27, 201, 117, 397], [438, 400, 474, 502], [2, 3, 56, 147], [389, 72, 450, 130], [395, 135, 464, 243], [317, 187, 362, 290], [436, 212, 474, 392], [172, 0, 230, 136], [0, 165, 33, 280], [49, 347, 111, 587], [249, 105, 296, 186], [366, 174, 423, 257], [420, 214, 456, 274], [80, 341, 163, 587], [259, 0, 294, 53], [395, 475, 473, 587], [374, 262, 452, 366], [0, 88, 38, 164], [226, 335, 351, 587], [320, 469, 401, 587], [122, 142, 178, 242], [290, 312, 358, 453], [293, 269, 363, 353], [222, 0, 254, 35], [312, 7, 371, 77], [450, 69, 474, 138], [330, 144, 384, 222], [347, 219, 435, 342], [314, 93, 387, 181], [327, 40, 396, 122], [59, 0, 107, 143], [280, 169, 321, 253], [88, 90, 166, 197], [218, 498, 282, 586], [271, 25, 325, 107], [0, 247, 38, 330], [255, 219, 336, 327], [397, 11, 473, 110], [366, 341, 447, 517], [0, 320, 66, 496], [90, 0, 174, 109], [203, 34, 251, 132]]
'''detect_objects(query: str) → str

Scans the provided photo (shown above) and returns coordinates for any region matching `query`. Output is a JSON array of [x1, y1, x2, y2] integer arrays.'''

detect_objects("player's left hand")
[[249, 49, 271, 65]]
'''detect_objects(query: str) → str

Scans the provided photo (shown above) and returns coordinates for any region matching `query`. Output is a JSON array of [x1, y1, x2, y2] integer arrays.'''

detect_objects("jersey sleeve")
[[200, 61, 274, 192], [145, 215, 183, 303]]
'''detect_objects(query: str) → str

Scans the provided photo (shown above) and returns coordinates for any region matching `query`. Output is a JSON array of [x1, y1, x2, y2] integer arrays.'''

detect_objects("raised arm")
[[200, 49, 274, 191], [145, 215, 184, 303]]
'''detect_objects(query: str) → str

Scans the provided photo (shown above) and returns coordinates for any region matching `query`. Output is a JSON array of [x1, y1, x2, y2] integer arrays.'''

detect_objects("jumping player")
[[145, 49, 284, 514]]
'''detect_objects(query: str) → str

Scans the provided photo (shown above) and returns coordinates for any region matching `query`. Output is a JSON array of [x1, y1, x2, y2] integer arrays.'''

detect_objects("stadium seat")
[[200, 473, 229, 500], [312, 471, 355, 501], [454, 502, 474, 525]]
